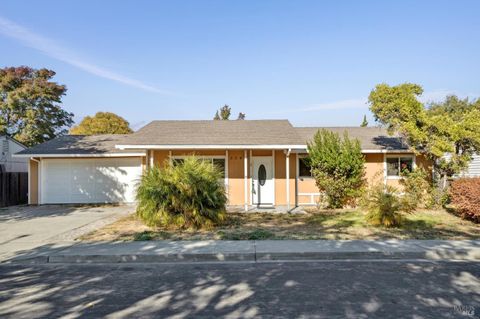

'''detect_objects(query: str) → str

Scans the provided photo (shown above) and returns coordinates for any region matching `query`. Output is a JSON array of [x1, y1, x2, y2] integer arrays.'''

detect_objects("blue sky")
[[1, 0, 479, 129]]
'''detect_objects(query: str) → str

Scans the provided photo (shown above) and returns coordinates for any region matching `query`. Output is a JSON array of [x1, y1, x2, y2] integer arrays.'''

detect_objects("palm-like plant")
[[363, 184, 404, 227], [136, 156, 227, 229]]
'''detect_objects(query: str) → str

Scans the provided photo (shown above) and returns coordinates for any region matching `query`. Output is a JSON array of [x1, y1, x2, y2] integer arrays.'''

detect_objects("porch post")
[[146, 150, 150, 170], [286, 149, 290, 210], [244, 150, 248, 211]]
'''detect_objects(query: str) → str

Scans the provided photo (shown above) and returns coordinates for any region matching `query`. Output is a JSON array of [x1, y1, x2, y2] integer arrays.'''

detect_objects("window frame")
[[385, 155, 415, 179], [297, 154, 314, 179]]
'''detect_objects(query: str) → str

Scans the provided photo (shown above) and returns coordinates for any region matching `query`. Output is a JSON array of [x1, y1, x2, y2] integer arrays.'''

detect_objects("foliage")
[[399, 168, 431, 212], [70, 112, 133, 135], [360, 114, 368, 127], [363, 184, 404, 227], [0, 66, 74, 146], [368, 84, 480, 186], [307, 129, 366, 208], [449, 178, 480, 223], [427, 186, 450, 209], [136, 156, 227, 229], [214, 104, 231, 120], [213, 104, 246, 120]]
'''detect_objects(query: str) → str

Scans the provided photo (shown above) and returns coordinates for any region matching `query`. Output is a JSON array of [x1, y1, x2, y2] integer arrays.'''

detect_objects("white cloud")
[[419, 89, 479, 104], [268, 89, 480, 115], [0, 16, 171, 94], [269, 98, 367, 114]]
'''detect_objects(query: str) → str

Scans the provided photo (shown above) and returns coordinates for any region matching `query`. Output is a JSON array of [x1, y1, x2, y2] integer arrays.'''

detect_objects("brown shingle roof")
[[294, 127, 408, 151], [117, 120, 303, 146], [15, 134, 140, 156], [15, 121, 410, 156]]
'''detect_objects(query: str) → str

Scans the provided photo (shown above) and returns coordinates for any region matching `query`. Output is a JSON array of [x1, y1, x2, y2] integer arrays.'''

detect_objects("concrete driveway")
[[0, 205, 133, 261]]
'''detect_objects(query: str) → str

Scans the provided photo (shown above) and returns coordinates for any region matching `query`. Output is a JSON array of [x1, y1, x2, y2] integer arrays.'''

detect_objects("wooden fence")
[[0, 172, 28, 207]]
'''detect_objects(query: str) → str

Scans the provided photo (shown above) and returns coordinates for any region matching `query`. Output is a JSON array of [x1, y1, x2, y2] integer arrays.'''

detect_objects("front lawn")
[[80, 208, 479, 241]]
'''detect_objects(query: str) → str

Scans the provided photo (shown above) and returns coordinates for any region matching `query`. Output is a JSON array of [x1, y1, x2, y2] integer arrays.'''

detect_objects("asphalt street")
[[0, 260, 479, 318]]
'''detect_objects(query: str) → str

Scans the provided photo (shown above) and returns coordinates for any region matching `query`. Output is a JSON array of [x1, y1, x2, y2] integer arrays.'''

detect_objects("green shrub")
[[307, 129, 366, 208], [136, 156, 227, 229], [363, 184, 404, 227], [399, 168, 431, 212]]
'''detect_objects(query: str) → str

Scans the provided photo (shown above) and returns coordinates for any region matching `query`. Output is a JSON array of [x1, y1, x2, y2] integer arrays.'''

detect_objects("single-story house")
[[15, 120, 432, 209]]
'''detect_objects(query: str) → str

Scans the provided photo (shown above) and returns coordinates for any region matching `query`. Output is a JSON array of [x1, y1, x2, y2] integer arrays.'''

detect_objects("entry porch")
[[145, 149, 319, 211]]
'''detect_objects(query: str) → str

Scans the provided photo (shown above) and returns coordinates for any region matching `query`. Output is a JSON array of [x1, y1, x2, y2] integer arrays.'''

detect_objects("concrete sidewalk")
[[5, 239, 480, 264]]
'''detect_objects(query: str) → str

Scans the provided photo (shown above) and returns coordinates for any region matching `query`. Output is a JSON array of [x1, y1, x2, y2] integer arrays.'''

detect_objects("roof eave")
[[13, 152, 146, 158]]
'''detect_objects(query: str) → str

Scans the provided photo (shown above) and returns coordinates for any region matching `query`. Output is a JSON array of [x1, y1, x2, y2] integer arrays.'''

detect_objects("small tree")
[[213, 105, 231, 120], [213, 105, 246, 120], [307, 129, 366, 208], [70, 112, 133, 135], [360, 115, 368, 127]]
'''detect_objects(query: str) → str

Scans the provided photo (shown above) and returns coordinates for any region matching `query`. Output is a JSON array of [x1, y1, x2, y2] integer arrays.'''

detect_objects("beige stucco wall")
[[227, 150, 248, 205], [29, 159, 39, 205], [274, 151, 296, 205], [148, 149, 432, 207]]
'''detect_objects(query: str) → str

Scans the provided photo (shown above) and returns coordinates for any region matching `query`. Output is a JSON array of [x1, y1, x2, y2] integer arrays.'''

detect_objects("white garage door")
[[41, 157, 142, 204]]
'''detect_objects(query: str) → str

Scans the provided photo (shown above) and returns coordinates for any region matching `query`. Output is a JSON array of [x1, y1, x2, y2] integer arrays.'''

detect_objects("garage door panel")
[[41, 157, 142, 204]]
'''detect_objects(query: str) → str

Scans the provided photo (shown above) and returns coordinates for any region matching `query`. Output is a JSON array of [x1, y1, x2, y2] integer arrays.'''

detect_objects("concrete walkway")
[[0, 205, 134, 261], [5, 239, 480, 264]]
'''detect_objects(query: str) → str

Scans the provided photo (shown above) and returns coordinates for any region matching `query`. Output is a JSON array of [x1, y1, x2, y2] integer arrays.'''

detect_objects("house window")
[[386, 156, 414, 177], [299, 157, 313, 178], [172, 158, 184, 166]]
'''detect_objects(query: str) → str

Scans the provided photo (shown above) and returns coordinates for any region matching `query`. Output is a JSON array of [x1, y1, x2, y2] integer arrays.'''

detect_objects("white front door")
[[252, 157, 274, 206]]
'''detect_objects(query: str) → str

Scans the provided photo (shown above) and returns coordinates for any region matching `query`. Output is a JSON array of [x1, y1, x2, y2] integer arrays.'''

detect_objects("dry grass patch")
[[80, 208, 480, 241]]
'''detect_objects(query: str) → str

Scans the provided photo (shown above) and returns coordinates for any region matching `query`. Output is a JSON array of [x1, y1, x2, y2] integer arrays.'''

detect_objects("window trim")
[[385, 155, 416, 179], [297, 154, 314, 179]]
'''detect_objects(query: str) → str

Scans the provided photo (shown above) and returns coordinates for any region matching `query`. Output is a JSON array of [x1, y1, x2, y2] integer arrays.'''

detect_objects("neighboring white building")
[[460, 154, 480, 177], [0, 135, 28, 172]]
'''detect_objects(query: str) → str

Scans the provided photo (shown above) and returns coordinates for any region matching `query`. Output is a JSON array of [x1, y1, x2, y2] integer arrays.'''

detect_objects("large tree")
[[70, 112, 133, 135], [368, 83, 480, 187], [0, 66, 74, 146]]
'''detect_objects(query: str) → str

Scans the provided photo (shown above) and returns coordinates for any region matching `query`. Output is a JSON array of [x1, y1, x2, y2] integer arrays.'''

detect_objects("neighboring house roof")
[[116, 120, 304, 148], [0, 135, 27, 149], [295, 126, 409, 151], [15, 134, 144, 157]]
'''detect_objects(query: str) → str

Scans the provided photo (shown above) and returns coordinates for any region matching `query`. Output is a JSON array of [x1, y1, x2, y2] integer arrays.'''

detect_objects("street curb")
[[256, 250, 480, 261], [5, 240, 480, 264], [48, 252, 255, 263], [9, 250, 480, 264]]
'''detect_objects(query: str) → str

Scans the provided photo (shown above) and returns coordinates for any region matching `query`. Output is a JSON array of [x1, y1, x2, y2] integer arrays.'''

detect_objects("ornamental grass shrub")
[[363, 184, 404, 227], [136, 156, 227, 229], [449, 177, 480, 223]]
